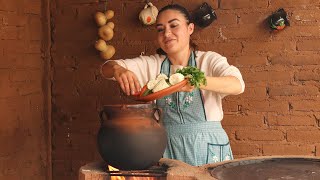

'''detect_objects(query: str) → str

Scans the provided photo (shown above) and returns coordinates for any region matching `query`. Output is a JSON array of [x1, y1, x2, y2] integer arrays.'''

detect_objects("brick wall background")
[[51, 0, 320, 179], [1, 0, 320, 180], [0, 0, 50, 179]]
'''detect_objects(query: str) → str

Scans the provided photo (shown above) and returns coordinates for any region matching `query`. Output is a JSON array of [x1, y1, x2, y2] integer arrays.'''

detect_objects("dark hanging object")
[[192, 2, 217, 28], [268, 8, 290, 31]]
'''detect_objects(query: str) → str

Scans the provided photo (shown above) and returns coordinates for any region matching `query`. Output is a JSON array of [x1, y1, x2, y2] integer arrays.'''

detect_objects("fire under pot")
[[79, 162, 167, 180]]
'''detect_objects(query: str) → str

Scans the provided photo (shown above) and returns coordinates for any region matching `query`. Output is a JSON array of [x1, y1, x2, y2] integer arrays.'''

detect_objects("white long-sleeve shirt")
[[102, 51, 245, 122]]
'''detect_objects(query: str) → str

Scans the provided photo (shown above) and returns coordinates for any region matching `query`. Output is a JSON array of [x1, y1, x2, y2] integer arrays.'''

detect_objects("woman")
[[100, 4, 245, 166]]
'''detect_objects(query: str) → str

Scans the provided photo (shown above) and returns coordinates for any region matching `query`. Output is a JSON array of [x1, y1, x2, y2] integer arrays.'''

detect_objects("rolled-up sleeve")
[[100, 55, 163, 87], [205, 52, 245, 96], [216, 63, 245, 94]]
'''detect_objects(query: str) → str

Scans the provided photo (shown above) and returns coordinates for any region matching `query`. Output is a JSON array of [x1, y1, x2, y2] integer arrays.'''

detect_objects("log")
[[159, 158, 214, 180], [79, 161, 108, 180]]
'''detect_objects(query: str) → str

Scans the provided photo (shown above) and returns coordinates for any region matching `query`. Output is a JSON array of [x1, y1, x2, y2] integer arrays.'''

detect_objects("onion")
[[95, 39, 108, 51], [147, 79, 158, 90], [169, 73, 185, 85], [100, 45, 115, 60], [152, 79, 170, 93], [95, 12, 107, 26], [105, 10, 114, 19], [106, 22, 115, 29], [98, 25, 114, 41], [156, 74, 168, 81]]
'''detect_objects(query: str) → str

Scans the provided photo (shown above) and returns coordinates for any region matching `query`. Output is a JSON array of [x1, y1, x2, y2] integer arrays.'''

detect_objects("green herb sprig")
[[176, 66, 207, 88]]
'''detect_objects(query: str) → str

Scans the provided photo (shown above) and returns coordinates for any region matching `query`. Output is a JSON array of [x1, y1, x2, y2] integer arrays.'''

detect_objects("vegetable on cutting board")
[[176, 66, 207, 89], [138, 66, 207, 97]]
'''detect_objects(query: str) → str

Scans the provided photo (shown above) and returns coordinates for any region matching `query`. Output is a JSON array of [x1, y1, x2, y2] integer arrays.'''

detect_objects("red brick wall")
[[50, 0, 320, 180], [0, 0, 50, 179], [217, 0, 320, 158]]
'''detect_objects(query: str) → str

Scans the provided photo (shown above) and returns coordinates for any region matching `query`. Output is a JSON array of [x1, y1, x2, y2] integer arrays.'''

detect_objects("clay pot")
[[97, 104, 167, 170]]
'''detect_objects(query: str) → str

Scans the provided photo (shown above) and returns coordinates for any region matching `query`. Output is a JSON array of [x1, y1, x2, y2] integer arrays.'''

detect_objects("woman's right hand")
[[113, 65, 141, 96], [178, 82, 195, 92]]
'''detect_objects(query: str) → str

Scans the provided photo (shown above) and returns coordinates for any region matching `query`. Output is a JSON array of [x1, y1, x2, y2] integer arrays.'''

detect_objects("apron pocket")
[[206, 142, 232, 164]]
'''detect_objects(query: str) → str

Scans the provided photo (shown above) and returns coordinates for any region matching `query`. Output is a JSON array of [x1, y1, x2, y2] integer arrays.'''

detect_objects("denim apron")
[[156, 52, 233, 166]]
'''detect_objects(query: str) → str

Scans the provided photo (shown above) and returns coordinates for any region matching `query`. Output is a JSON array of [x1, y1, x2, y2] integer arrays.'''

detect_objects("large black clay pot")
[[97, 104, 167, 170]]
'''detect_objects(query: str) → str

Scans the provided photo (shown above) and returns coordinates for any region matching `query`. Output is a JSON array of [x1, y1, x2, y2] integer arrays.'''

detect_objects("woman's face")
[[156, 10, 194, 55]]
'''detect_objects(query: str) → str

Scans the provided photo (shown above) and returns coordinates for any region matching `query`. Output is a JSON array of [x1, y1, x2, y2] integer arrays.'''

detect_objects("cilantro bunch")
[[176, 66, 207, 88]]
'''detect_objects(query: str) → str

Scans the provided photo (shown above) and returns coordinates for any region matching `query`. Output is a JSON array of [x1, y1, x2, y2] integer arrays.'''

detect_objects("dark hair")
[[158, 4, 192, 24], [156, 4, 197, 55]]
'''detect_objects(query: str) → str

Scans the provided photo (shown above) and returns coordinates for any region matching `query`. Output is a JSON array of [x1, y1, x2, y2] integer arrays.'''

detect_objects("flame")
[[107, 165, 158, 180], [108, 165, 124, 180], [108, 165, 120, 171]]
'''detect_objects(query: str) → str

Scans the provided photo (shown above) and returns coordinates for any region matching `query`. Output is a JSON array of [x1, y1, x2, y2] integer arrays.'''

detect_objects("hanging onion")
[[100, 45, 116, 60], [98, 25, 114, 41], [94, 12, 107, 26]]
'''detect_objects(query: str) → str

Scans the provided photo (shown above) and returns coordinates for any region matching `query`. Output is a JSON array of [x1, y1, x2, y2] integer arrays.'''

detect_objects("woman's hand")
[[178, 82, 194, 92], [113, 65, 141, 96]]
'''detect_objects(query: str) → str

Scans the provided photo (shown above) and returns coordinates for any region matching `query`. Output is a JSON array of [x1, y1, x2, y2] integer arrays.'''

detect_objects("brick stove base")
[[78, 159, 213, 180], [79, 156, 320, 180], [79, 162, 108, 180], [78, 161, 167, 180]]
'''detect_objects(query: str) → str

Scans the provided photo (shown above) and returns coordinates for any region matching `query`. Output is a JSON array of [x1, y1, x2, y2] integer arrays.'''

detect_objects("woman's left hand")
[[178, 82, 194, 92]]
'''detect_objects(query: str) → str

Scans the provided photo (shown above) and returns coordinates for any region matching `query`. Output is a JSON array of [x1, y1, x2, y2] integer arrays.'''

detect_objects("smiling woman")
[[100, 4, 245, 166], [155, 10, 193, 59], [155, 5, 196, 57]]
